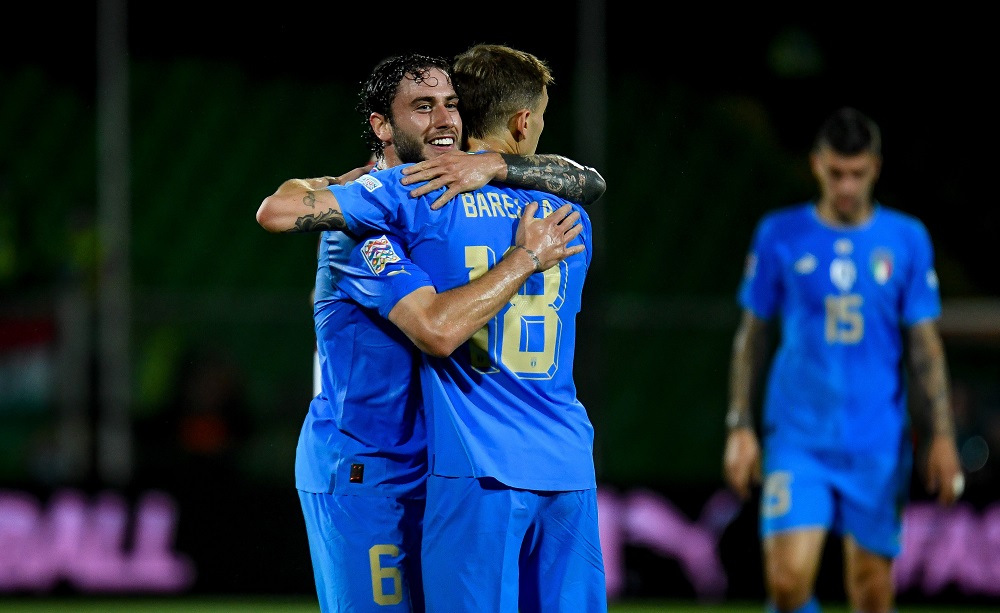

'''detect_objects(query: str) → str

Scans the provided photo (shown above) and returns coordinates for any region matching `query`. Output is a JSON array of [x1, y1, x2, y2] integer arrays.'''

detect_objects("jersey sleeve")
[[327, 166, 446, 237], [327, 171, 403, 235], [737, 216, 782, 320], [338, 233, 433, 319], [901, 219, 942, 326]]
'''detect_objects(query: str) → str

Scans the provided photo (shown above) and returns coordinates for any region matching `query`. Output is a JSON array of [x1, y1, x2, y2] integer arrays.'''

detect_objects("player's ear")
[[871, 154, 883, 180], [370, 113, 392, 144], [808, 150, 823, 180], [509, 109, 531, 143]]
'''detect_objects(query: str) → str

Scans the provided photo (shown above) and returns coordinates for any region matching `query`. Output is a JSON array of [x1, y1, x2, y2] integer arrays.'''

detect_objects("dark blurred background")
[[2, 0, 998, 606]]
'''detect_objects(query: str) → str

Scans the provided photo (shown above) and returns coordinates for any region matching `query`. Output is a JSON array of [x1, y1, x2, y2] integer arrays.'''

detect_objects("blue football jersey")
[[295, 229, 433, 498], [330, 164, 597, 491], [738, 203, 941, 454]]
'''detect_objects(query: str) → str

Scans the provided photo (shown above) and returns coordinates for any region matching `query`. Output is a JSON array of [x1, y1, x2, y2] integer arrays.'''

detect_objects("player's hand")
[[400, 151, 505, 210], [925, 434, 963, 505], [723, 428, 761, 501], [513, 202, 584, 271]]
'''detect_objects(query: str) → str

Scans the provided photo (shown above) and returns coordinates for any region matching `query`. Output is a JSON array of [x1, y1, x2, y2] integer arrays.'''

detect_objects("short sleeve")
[[737, 216, 782, 320], [901, 219, 942, 326], [328, 166, 446, 238], [327, 171, 406, 236], [337, 233, 433, 319]]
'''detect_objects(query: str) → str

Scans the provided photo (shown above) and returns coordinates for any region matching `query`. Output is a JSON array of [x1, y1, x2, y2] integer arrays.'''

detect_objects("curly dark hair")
[[357, 53, 453, 162]]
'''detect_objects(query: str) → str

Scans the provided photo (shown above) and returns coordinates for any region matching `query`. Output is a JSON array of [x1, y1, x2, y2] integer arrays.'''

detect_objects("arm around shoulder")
[[387, 248, 537, 358], [257, 167, 374, 233], [386, 202, 581, 357], [501, 153, 606, 205]]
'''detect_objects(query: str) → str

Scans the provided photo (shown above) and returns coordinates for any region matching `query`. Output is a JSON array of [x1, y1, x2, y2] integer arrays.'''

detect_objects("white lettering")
[[476, 193, 491, 217], [462, 193, 477, 217], [501, 194, 519, 219], [488, 192, 505, 218]]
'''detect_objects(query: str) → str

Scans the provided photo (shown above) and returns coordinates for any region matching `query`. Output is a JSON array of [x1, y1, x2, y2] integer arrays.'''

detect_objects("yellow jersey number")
[[368, 544, 403, 606], [824, 294, 864, 344], [465, 245, 564, 379]]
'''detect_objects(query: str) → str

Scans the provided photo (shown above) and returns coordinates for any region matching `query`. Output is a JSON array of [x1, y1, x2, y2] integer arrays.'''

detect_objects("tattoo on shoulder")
[[288, 209, 347, 232], [501, 153, 606, 206]]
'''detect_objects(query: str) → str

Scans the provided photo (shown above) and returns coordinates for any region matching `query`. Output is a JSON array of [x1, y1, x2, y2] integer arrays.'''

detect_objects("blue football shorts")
[[422, 475, 607, 613], [298, 490, 425, 613], [759, 442, 912, 558]]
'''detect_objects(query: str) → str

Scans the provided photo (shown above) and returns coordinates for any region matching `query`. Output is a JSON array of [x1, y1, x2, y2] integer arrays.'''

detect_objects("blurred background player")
[[722, 106, 963, 613]]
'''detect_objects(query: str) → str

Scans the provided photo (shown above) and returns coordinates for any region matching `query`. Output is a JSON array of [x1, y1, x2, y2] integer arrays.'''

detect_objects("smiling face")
[[370, 67, 462, 166]]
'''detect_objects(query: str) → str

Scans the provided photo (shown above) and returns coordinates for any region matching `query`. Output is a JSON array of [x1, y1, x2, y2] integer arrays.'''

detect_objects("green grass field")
[[0, 597, 994, 613]]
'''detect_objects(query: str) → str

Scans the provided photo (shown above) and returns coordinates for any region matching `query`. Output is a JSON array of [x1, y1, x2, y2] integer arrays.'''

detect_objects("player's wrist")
[[931, 429, 956, 444], [725, 408, 754, 432], [486, 152, 507, 181], [501, 152, 532, 183], [511, 244, 541, 272], [931, 416, 956, 440]]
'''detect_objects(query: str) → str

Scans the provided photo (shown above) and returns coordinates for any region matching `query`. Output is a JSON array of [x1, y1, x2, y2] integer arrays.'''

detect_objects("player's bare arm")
[[388, 202, 583, 357], [906, 320, 963, 504], [723, 310, 768, 500], [503, 154, 606, 206], [400, 151, 607, 210], [256, 164, 373, 233]]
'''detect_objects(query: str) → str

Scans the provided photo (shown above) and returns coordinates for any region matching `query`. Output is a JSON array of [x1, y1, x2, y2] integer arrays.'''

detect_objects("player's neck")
[[382, 150, 402, 169], [815, 198, 876, 227], [466, 135, 516, 155]]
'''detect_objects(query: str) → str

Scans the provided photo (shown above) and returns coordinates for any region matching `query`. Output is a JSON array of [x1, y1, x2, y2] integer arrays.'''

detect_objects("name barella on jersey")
[[738, 203, 941, 454], [329, 163, 597, 492], [295, 228, 433, 499]]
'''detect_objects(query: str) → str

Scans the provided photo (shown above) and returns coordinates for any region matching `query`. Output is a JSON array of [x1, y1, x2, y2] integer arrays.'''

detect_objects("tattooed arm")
[[906, 319, 962, 505], [502, 154, 606, 206], [722, 310, 768, 501], [400, 151, 606, 210], [256, 164, 372, 233]]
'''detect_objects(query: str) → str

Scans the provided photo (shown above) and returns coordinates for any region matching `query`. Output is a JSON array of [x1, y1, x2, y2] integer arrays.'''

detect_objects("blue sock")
[[767, 596, 820, 613]]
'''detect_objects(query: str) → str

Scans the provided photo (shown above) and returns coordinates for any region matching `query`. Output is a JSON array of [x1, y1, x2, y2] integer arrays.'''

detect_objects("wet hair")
[[813, 107, 882, 156], [357, 53, 453, 160], [451, 44, 553, 140]]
